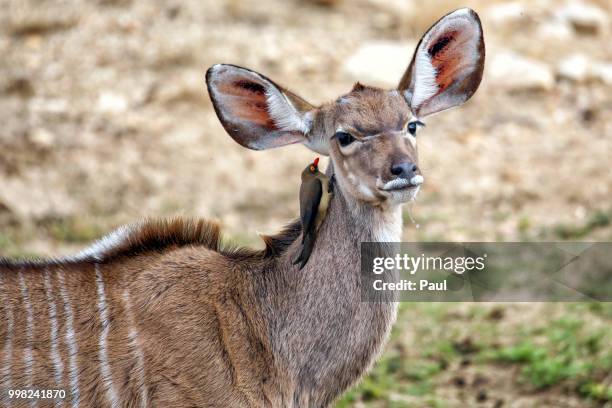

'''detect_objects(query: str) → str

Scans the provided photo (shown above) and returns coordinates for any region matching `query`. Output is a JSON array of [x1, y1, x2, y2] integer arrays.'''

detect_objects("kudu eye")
[[335, 131, 355, 147], [407, 120, 425, 136], [407, 122, 417, 136]]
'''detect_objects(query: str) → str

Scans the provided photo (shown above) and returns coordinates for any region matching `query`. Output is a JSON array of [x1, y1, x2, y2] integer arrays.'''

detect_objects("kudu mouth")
[[379, 175, 424, 192]]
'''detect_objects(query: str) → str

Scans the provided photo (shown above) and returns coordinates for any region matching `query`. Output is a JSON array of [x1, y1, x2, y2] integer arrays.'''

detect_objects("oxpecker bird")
[[294, 157, 333, 269]]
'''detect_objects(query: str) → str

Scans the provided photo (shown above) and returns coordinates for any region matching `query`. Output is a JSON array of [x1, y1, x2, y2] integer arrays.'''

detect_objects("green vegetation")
[[337, 350, 444, 407], [551, 208, 611, 240], [0, 231, 16, 255], [482, 315, 608, 391], [0, 217, 105, 259], [42, 216, 104, 243], [0, 230, 40, 259], [337, 303, 612, 407]]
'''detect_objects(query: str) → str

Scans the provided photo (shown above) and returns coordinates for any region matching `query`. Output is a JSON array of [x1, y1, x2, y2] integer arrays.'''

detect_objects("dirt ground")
[[1, 0, 611, 406]]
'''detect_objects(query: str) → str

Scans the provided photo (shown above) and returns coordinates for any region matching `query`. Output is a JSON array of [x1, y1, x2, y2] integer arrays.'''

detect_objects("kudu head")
[[206, 8, 484, 209]]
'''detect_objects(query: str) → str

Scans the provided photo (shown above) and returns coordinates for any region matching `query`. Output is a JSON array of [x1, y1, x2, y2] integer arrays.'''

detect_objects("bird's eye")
[[335, 131, 355, 147]]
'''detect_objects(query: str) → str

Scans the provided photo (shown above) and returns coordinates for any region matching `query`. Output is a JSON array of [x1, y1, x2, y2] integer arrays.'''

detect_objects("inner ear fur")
[[399, 8, 485, 118], [206, 64, 315, 150]]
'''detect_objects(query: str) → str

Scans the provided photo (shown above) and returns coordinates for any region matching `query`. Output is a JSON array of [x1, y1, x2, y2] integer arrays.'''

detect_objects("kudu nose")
[[390, 162, 418, 180]]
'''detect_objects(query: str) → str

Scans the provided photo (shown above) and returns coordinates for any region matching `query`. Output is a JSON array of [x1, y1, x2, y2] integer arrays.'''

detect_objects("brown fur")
[[0, 199, 394, 408], [0, 218, 302, 269]]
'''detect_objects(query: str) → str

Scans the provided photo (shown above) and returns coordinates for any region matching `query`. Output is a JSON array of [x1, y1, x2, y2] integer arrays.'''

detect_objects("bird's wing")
[[299, 178, 323, 238]]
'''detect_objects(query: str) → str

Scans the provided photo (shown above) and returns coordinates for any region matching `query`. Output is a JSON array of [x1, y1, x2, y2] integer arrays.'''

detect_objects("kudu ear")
[[206, 64, 327, 154], [398, 8, 485, 118]]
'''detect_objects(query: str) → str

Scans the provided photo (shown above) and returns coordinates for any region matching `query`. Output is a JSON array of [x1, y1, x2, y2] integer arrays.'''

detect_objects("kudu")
[[0, 8, 484, 407]]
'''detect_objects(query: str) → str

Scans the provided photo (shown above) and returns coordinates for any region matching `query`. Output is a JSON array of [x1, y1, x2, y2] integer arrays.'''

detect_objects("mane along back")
[[0, 217, 302, 268]]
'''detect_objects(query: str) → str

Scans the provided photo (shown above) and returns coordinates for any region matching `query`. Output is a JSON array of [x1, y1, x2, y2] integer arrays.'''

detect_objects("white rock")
[[363, 0, 410, 15], [557, 54, 612, 85], [343, 40, 415, 87], [488, 51, 554, 91], [555, 2, 609, 35], [537, 19, 573, 41], [557, 54, 590, 82], [592, 62, 612, 86], [486, 2, 527, 26], [97, 91, 128, 113], [28, 97, 68, 114], [28, 128, 56, 148]]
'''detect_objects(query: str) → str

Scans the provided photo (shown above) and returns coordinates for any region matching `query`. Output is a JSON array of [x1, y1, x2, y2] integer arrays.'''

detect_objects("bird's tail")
[[293, 232, 316, 270]]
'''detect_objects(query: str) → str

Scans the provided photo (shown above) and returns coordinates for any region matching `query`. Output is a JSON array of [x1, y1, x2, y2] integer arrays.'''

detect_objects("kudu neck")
[[262, 161, 401, 405], [323, 161, 403, 244]]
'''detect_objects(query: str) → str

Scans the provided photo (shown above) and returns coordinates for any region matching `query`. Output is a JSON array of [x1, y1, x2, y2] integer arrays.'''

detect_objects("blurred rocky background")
[[1, 0, 611, 406]]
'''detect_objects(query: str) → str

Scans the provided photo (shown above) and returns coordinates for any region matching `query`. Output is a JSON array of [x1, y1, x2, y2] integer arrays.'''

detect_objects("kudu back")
[[0, 9, 484, 407]]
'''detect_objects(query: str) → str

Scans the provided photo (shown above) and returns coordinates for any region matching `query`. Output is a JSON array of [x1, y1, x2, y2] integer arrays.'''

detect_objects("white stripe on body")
[[95, 264, 120, 408], [122, 289, 148, 408], [57, 271, 80, 408], [43, 269, 64, 408], [18, 271, 36, 408], [0, 275, 15, 407]]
